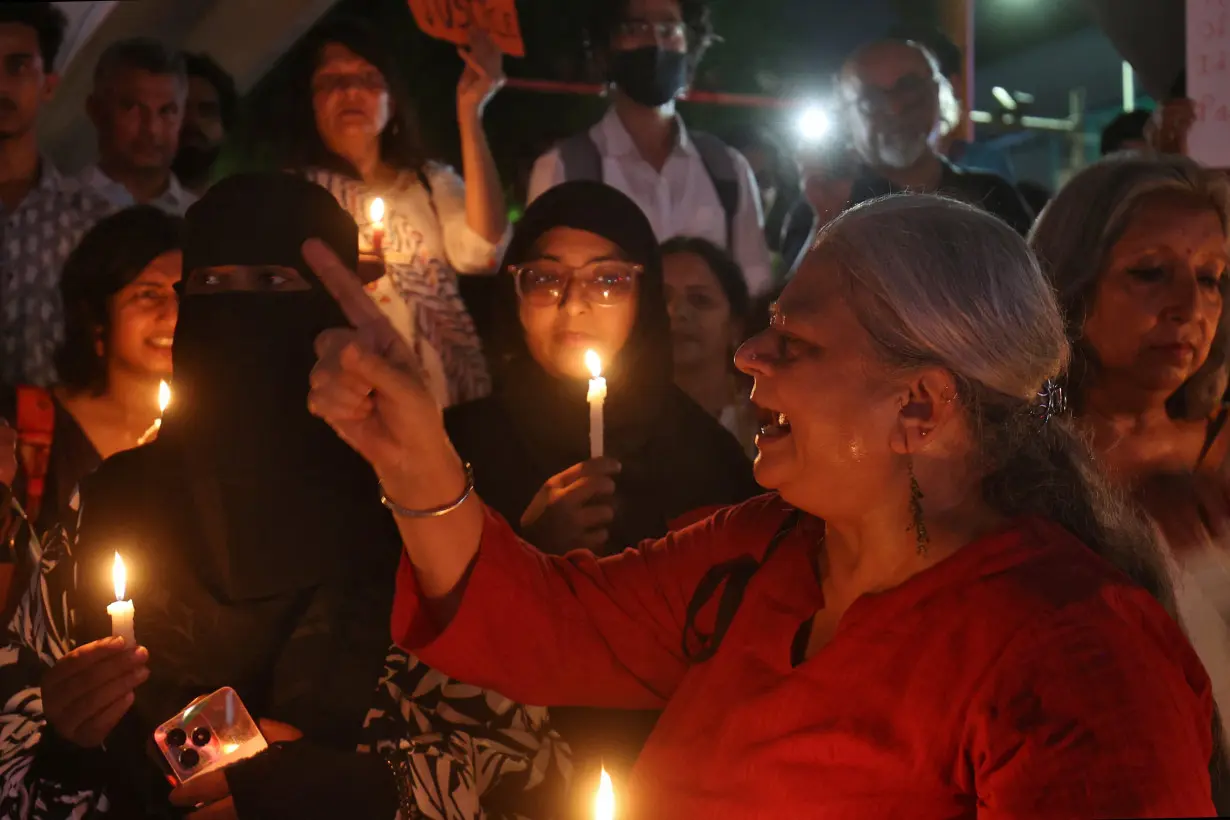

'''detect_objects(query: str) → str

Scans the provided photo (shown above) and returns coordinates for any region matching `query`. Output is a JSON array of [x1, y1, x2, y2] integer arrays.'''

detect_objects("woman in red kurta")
[[303, 194, 1219, 818]]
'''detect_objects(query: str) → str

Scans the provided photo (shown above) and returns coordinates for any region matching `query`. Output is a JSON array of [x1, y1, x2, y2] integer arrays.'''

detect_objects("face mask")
[[609, 47, 688, 108]]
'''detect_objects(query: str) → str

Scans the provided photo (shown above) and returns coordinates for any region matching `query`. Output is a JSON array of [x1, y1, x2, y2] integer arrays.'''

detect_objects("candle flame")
[[585, 349, 602, 379], [595, 767, 615, 820], [158, 380, 171, 413], [112, 552, 127, 602], [369, 197, 385, 224]]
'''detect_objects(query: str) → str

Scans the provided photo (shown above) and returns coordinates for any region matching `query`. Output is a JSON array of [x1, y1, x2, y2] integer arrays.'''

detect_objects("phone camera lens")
[[179, 748, 200, 769], [191, 726, 212, 747], [166, 728, 187, 748]]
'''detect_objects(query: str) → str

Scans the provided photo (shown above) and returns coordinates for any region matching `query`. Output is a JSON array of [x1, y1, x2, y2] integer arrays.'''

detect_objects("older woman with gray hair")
[[1031, 154, 1230, 800], [304, 194, 1216, 817]]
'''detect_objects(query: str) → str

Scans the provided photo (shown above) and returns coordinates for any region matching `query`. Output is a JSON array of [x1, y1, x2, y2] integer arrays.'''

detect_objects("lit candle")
[[369, 197, 385, 254], [107, 552, 135, 646], [137, 380, 171, 446], [595, 766, 615, 820], [585, 350, 606, 459]]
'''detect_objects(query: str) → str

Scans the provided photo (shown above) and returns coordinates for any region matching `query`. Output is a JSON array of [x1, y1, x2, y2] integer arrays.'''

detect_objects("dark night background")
[[229, 0, 1099, 199]]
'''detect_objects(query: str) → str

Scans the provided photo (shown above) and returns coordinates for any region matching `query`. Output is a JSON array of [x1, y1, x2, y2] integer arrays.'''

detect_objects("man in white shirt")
[[527, 0, 773, 296], [80, 37, 196, 215]]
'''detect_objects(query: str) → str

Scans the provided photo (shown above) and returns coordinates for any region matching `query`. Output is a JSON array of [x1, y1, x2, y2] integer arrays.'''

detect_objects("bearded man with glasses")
[[831, 39, 1034, 238]]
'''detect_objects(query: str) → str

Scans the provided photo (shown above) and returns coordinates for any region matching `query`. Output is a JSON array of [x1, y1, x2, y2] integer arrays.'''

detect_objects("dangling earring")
[[908, 456, 929, 557]]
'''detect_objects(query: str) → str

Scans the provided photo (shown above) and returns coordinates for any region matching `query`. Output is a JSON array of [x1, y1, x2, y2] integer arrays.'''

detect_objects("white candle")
[[137, 380, 171, 446], [107, 552, 135, 646], [595, 766, 615, 820], [369, 197, 385, 253], [585, 350, 606, 459]]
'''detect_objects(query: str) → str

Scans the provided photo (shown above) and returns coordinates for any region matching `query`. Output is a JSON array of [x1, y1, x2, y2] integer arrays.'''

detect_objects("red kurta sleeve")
[[970, 587, 1216, 819], [391, 494, 789, 710]]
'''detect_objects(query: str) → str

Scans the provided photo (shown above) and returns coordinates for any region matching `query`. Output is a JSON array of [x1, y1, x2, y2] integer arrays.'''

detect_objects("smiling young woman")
[[307, 191, 1220, 818], [0, 205, 182, 612], [2, 206, 181, 516]]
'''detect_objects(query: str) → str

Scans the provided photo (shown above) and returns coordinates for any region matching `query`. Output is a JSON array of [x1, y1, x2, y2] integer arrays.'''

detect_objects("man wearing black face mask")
[[172, 52, 236, 195], [527, 0, 772, 297]]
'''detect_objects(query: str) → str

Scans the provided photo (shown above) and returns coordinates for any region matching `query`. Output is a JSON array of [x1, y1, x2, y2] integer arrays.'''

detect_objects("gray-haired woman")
[[1030, 154, 1230, 488], [1031, 153, 1230, 806], [305, 194, 1216, 817]]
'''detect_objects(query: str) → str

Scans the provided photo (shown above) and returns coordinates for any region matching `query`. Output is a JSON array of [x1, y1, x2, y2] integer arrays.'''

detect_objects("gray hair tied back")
[[816, 193, 1173, 612]]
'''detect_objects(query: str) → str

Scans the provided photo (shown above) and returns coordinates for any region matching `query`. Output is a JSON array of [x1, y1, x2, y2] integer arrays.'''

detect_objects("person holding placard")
[[243, 17, 509, 408]]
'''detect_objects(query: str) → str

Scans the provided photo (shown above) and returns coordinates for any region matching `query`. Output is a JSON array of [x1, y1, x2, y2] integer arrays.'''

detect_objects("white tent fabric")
[[41, 0, 340, 171]]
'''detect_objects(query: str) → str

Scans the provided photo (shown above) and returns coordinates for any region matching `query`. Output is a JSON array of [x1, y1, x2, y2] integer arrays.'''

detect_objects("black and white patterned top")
[[0, 508, 570, 819], [304, 166, 505, 408]]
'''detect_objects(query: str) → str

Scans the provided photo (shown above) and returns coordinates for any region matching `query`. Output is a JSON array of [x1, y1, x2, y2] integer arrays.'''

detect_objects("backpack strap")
[[689, 131, 741, 254], [555, 132, 605, 184], [15, 386, 55, 524]]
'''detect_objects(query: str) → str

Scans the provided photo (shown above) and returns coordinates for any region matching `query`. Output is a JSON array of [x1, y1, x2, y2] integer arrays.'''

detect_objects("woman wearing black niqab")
[[0, 173, 566, 820], [444, 181, 759, 807]]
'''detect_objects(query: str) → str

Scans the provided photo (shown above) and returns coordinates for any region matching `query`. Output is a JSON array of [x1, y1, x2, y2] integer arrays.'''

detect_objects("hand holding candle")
[[107, 552, 135, 646], [586, 350, 606, 459], [369, 197, 385, 254]]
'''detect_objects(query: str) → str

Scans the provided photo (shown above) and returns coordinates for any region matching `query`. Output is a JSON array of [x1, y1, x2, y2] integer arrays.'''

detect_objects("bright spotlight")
[[796, 106, 830, 143]]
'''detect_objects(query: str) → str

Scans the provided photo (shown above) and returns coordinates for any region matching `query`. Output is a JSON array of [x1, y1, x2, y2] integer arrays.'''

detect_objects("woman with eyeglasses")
[[239, 17, 508, 407], [445, 182, 758, 556]]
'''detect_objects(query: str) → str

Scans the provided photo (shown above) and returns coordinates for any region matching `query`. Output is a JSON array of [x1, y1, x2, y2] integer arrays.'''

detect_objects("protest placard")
[[1188, 0, 1230, 167], [407, 0, 524, 57]]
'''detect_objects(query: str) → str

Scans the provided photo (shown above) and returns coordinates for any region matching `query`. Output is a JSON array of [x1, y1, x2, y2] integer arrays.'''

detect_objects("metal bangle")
[[379, 463, 474, 518]]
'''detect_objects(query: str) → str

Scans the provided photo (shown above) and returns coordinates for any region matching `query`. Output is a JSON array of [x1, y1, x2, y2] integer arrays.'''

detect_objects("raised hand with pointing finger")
[[304, 237, 483, 603], [303, 239, 477, 498]]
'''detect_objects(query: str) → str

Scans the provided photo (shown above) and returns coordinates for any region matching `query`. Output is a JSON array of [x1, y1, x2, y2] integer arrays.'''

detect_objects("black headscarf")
[[160, 172, 395, 601], [486, 181, 675, 466], [448, 181, 759, 551]]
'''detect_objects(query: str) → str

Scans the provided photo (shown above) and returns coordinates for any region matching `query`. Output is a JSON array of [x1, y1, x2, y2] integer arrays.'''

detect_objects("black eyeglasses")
[[509, 261, 642, 307]]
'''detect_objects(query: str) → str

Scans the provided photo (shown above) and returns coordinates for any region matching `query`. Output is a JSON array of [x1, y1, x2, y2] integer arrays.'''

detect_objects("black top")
[[446, 389, 760, 552], [849, 159, 1035, 236], [777, 158, 1036, 277]]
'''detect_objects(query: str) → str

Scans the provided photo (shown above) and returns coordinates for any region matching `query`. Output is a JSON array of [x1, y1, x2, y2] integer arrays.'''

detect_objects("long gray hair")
[[817, 194, 1172, 612], [1029, 154, 1230, 419]]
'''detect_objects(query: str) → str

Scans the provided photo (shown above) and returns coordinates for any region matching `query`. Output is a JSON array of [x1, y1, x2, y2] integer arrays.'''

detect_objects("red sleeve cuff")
[[390, 505, 530, 674]]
